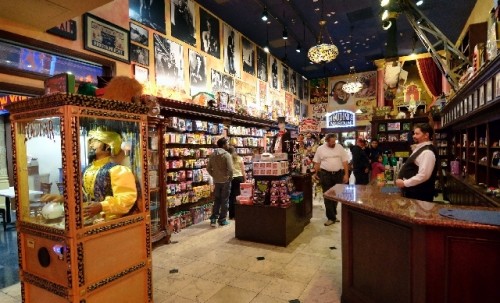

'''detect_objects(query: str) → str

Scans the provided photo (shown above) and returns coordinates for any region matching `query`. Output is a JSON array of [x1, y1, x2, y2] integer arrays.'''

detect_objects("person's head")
[[217, 137, 229, 149], [377, 155, 383, 163], [87, 130, 122, 163], [297, 134, 304, 143], [325, 133, 337, 148], [227, 146, 238, 160], [370, 139, 379, 149], [356, 138, 365, 147], [332, 81, 347, 101], [413, 123, 434, 144], [277, 117, 286, 131]]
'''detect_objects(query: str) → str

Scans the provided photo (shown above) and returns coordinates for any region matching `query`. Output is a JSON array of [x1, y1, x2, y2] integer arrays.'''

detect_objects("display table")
[[324, 184, 500, 303], [235, 174, 312, 246]]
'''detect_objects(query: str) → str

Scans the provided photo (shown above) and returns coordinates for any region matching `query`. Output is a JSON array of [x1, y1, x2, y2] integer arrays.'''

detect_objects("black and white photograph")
[[222, 74, 235, 95], [241, 36, 255, 76], [189, 50, 207, 96], [131, 43, 149, 66], [294, 99, 301, 117], [129, 0, 166, 34], [211, 69, 223, 94], [154, 33, 184, 88], [301, 102, 308, 118], [199, 8, 220, 59], [282, 63, 289, 91], [171, 0, 196, 46], [257, 47, 268, 82], [298, 75, 304, 99], [133, 65, 149, 84], [270, 56, 279, 90], [290, 71, 297, 95], [211, 69, 234, 95], [130, 22, 149, 46], [223, 24, 241, 78]]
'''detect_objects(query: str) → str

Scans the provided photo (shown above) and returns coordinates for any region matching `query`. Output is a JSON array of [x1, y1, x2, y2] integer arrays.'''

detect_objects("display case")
[[7, 94, 152, 303]]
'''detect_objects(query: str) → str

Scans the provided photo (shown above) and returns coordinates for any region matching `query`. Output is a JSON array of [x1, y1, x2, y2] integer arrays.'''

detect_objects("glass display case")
[[8, 94, 152, 303]]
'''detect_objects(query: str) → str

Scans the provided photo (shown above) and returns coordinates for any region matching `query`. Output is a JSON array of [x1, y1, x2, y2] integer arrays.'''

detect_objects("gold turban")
[[88, 130, 122, 156]]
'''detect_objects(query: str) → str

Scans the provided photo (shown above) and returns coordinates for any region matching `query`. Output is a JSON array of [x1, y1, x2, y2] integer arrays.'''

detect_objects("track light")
[[282, 27, 288, 40], [416, 18, 423, 24], [416, 0, 423, 6], [296, 42, 301, 53], [381, 10, 389, 20], [382, 20, 392, 30], [261, 8, 268, 22], [264, 40, 269, 53]]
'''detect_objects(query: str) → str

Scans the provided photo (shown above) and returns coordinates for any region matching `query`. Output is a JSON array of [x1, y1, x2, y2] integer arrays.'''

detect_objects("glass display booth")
[[7, 94, 153, 303]]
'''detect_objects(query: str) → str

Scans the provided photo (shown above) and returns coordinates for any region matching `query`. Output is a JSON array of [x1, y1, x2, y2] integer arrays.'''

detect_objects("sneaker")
[[324, 220, 335, 226], [218, 220, 230, 226], [210, 219, 217, 227]]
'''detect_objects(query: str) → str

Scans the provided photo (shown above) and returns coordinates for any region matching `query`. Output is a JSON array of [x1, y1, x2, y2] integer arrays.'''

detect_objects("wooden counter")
[[324, 184, 500, 303]]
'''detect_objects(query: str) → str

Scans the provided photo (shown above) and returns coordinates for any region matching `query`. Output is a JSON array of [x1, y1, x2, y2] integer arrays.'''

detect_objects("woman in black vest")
[[395, 123, 438, 202]]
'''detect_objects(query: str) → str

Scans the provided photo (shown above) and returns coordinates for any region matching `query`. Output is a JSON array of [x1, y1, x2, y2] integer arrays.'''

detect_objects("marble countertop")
[[324, 184, 500, 231]]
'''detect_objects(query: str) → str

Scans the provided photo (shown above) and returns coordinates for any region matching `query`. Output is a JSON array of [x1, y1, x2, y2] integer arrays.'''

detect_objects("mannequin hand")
[[83, 202, 103, 218], [40, 194, 64, 203]]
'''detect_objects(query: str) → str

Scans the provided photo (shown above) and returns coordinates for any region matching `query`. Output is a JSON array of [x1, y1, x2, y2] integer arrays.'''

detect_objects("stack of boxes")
[[236, 182, 254, 205]]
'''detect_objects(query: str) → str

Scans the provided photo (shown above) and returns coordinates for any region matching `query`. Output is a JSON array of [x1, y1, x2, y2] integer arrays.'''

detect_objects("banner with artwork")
[[309, 78, 328, 104], [311, 103, 327, 120], [328, 70, 377, 125], [235, 78, 257, 115], [269, 88, 284, 119]]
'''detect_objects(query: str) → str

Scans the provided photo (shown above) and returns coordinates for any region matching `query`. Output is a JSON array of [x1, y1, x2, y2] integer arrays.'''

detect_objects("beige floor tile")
[[205, 285, 257, 303], [0, 293, 19, 303], [223, 254, 256, 271], [202, 250, 235, 266], [249, 293, 289, 303], [175, 277, 225, 302], [278, 263, 319, 284], [263, 250, 296, 264], [289, 253, 325, 269], [0, 284, 20, 298], [155, 272, 196, 295], [299, 284, 342, 303], [229, 271, 273, 293], [260, 277, 307, 301], [246, 259, 284, 277], [155, 293, 198, 303], [199, 264, 246, 284], [307, 270, 342, 292], [179, 260, 218, 278]]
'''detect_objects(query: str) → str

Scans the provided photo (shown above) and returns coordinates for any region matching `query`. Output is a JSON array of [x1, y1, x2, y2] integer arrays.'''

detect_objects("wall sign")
[[325, 110, 355, 128], [47, 20, 77, 40]]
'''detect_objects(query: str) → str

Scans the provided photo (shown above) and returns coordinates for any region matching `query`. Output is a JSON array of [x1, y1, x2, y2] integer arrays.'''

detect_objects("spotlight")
[[282, 27, 288, 40], [381, 0, 390, 7], [417, 18, 423, 24], [382, 20, 392, 30], [381, 10, 389, 20], [264, 40, 270, 53], [261, 8, 268, 22], [416, 0, 423, 6], [296, 42, 301, 53]]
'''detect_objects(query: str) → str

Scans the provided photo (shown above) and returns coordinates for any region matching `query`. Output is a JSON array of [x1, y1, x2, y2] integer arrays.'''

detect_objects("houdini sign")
[[325, 110, 355, 128]]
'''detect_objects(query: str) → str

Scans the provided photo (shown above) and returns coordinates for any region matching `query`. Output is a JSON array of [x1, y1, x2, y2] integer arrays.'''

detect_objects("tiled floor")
[[0, 199, 343, 303]]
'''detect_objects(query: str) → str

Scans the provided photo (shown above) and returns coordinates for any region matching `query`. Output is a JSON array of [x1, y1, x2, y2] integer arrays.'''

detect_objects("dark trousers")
[[211, 181, 231, 222], [229, 176, 244, 218], [319, 169, 344, 220], [354, 171, 369, 185]]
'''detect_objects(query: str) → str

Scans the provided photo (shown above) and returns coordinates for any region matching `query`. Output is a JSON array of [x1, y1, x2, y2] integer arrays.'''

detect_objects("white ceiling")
[[0, 0, 113, 30]]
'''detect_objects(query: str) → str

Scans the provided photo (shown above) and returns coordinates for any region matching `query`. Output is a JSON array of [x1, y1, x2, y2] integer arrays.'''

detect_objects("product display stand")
[[235, 173, 312, 246]]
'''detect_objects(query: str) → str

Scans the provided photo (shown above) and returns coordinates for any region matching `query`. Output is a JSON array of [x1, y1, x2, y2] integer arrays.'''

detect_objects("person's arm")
[[226, 154, 233, 182], [343, 160, 349, 184], [396, 150, 436, 188]]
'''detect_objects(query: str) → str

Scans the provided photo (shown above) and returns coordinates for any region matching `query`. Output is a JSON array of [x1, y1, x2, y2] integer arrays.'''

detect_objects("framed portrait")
[[129, 0, 166, 34], [298, 75, 304, 99], [387, 122, 400, 131], [199, 8, 220, 59], [241, 36, 255, 75], [130, 22, 148, 47], [153, 33, 184, 88], [378, 123, 387, 132], [496, 72, 500, 98], [402, 122, 411, 131], [223, 24, 241, 77], [388, 134, 400, 142], [479, 85, 485, 106], [256, 47, 268, 82], [133, 65, 148, 84], [282, 64, 289, 91], [290, 71, 297, 95], [130, 43, 149, 66], [269, 56, 279, 90], [486, 79, 493, 102], [83, 13, 130, 63], [171, 0, 196, 46], [189, 50, 207, 96]]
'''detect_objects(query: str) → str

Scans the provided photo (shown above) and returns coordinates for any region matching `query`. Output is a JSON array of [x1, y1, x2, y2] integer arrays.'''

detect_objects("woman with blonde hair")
[[227, 146, 246, 219]]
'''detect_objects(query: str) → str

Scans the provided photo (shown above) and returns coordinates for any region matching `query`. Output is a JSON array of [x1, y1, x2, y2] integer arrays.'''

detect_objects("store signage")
[[0, 94, 29, 114], [23, 118, 57, 141], [325, 110, 355, 128], [47, 20, 77, 41]]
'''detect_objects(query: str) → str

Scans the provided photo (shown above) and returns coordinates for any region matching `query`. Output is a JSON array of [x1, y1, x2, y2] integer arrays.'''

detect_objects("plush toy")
[[102, 76, 143, 103], [77, 82, 96, 96]]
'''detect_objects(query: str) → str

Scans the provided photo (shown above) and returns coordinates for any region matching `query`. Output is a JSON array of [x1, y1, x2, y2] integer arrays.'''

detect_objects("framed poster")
[[402, 122, 411, 131], [387, 122, 400, 131], [130, 43, 149, 66], [496, 72, 500, 98], [486, 79, 493, 102], [83, 13, 130, 63], [199, 8, 220, 58], [388, 134, 400, 142], [479, 85, 485, 106], [129, 0, 166, 34], [378, 123, 386, 132], [130, 22, 149, 46], [133, 65, 148, 84]]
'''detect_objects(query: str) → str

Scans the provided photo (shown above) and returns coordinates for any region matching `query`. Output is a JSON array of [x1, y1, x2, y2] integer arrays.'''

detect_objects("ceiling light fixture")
[[261, 7, 269, 22], [296, 42, 301, 53], [264, 23, 270, 53], [307, 0, 338, 64], [416, 0, 424, 6], [381, 0, 390, 7], [382, 20, 392, 30], [342, 66, 363, 94], [282, 27, 288, 39]]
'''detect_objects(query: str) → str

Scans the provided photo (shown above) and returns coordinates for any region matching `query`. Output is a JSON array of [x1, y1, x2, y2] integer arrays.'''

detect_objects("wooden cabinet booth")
[[7, 94, 153, 303]]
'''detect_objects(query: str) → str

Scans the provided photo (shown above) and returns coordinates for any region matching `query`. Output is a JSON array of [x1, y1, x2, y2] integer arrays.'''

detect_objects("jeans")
[[319, 170, 344, 220], [229, 176, 244, 218], [211, 181, 231, 222]]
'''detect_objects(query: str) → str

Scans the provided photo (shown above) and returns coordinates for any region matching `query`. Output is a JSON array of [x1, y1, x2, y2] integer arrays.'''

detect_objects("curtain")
[[416, 57, 442, 99]]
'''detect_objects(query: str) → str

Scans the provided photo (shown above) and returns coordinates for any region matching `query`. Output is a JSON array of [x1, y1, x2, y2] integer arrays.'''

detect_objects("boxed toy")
[[240, 182, 253, 197]]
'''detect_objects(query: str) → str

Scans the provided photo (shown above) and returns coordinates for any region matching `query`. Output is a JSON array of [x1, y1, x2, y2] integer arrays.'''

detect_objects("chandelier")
[[342, 66, 363, 94], [308, 20, 338, 64]]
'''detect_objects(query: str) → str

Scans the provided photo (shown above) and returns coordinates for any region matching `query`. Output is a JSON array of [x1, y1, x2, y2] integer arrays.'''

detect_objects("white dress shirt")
[[402, 141, 436, 187]]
